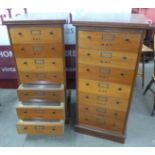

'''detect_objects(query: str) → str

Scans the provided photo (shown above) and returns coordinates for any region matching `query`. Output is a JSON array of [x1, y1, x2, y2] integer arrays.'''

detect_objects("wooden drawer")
[[17, 84, 64, 102], [78, 30, 141, 51], [78, 92, 129, 111], [78, 48, 138, 70], [78, 63, 134, 85], [18, 71, 64, 84], [78, 113, 124, 132], [16, 102, 64, 120], [17, 120, 64, 135], [13, 44, 64, 58], [78, 104, 126, 121], [78, 79, 131, 99], [10, 26, 62, 44], [16, 58, 63, 72]]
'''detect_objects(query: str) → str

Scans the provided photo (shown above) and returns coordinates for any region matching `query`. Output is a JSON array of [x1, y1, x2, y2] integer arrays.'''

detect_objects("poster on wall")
[[0, 46, 17, 79]]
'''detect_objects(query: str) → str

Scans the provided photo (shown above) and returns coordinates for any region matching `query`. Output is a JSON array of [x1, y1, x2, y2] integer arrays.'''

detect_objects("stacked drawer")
[[72, 14, 148, 143], [4, 16, 66, 135]]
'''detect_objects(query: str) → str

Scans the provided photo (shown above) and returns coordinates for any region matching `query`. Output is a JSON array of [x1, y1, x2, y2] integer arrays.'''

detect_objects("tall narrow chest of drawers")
[[72, 14, 148, 143], [3, 14, 67, 136]]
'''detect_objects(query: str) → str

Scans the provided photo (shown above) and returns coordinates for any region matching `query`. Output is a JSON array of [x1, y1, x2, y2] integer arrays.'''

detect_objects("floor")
[[0, 62, 155, 147]]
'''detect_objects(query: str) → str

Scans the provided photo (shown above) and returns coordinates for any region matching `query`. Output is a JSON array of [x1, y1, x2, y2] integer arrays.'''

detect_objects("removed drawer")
[[16, 102, 64, 120], [17, 83, 64, 102], [18, 71, 64, 84], [17, 119, 64, 135]]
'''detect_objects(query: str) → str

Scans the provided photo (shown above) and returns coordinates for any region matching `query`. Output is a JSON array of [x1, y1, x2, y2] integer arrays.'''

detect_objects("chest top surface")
[[72, 13, 149, 29], [2, 13, 68, 25]]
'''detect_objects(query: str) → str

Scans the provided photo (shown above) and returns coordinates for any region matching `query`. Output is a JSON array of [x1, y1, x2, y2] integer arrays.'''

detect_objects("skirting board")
[[75, 124, 125, 143]]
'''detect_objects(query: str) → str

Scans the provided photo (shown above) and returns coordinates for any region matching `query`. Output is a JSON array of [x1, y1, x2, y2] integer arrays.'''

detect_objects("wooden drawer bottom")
[[16, 102, 65, 120], [17, 120, 64, 135]]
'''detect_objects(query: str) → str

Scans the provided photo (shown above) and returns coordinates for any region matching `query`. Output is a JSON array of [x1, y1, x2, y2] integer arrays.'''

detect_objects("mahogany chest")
[[3, 13, 67, 136], [72, 13, 148, 143]]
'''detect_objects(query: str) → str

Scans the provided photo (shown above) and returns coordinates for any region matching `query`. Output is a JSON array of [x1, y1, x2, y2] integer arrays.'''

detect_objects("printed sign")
[[0, 46, 17, 79]]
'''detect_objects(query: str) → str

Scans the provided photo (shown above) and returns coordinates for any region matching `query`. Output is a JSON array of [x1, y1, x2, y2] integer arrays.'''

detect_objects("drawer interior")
[[20, 101, 63, 106], [19, 83, 63, 89]]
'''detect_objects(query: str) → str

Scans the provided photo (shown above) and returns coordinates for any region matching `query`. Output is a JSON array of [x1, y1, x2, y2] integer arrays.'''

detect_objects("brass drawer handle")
[[18, 32, 22, 36], [85, 83, 90, 86], [51, 47, 55, 50], [86, 68, 90, 72], [124, 38, 130, 42], [49, 32, 54, 35], [23, 61, 28, 65], [114, 112, 118, 116], [118, 87, 122, 91], [52, 75, 57, 78], [21, 47, 25, 51], [23, 127, 27, 130], [25, 74, 29, 77], [85, 107, 89, 111], [85, 118, 88, 121], [87, 53, 91, 56], [116, 101, 120, 104], [52, 111, 56, 114], [23, 111, 28, 114], [52, 128, 56, 131], [85, 96, 89, 99], [52, 61, 56, 64], [122, 56, 128, 60], [87, 36, 92, 39], [120, 73, 125, 76]]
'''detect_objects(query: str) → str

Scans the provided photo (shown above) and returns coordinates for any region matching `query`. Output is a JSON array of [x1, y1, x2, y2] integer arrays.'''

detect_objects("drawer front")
[[18, 72, 64, 84], [78, 30, 141, 51], [13, 44, 64, 58], [16, 58, 63, 72], [78, 63, 134, 85], [78, 113, 124, 132], [78, 79, 131, 99], [78, 48, 138, 70], [17, 90, 64, 102], [78, 92, 129, 111], [78, 104, 126, 121], [17, 121, 64, 135], [10, 26, 62, 44], [16, 106, 64, 120]]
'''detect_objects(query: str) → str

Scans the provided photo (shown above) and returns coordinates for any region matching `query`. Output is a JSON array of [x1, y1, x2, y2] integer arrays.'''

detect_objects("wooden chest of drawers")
[[17, 84, 65, 102], [17, 120, 64, 135], [3, 13, 67, 136], [72, 14, 148, 143]]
